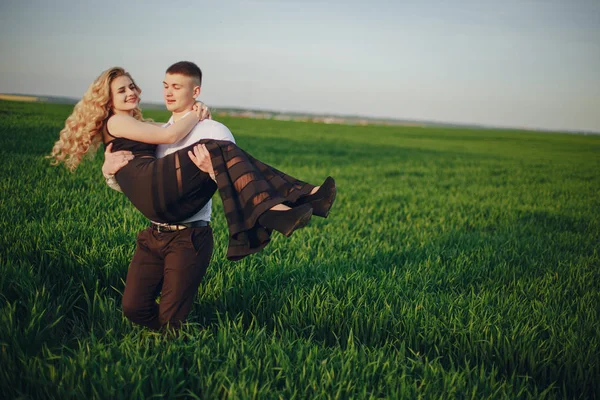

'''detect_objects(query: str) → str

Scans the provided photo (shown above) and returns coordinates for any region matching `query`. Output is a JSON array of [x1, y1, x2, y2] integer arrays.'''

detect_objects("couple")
[[50, 61, 337, 331]]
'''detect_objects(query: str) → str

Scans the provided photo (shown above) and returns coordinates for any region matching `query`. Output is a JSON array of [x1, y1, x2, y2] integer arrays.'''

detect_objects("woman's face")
[[110, 75, 140, 113]]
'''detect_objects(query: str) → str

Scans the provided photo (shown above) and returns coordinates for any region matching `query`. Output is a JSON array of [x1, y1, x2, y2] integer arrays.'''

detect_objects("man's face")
[[163, 73, 200, 112]]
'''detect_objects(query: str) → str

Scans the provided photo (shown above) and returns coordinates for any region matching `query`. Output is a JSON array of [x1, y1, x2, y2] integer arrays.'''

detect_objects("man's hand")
[[193, 101, 211, 121], [102, 143, 134, 177], [188, 144, 215, 181]]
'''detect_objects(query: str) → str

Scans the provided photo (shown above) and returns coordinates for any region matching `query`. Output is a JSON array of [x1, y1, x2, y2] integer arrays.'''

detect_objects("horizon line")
[[1, 92, 598, 135]]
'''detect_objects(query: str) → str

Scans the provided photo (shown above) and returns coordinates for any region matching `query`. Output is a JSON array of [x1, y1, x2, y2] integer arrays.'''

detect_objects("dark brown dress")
[[106, 135, 315, 261]]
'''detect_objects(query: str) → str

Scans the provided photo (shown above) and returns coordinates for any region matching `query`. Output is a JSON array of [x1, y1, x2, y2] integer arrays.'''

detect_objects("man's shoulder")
[[189, 119, 235, 142]]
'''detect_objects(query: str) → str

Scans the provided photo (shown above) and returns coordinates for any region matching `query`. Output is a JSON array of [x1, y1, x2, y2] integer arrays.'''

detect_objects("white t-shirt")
[[157, 117, 236, 223]]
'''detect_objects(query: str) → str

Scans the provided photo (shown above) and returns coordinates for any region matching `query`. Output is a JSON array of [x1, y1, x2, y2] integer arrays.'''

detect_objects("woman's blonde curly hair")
[[49, 67, 144, 171]]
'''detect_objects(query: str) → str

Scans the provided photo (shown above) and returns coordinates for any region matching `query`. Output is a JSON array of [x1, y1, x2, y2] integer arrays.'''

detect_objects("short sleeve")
[[203, 121, 236, 144]]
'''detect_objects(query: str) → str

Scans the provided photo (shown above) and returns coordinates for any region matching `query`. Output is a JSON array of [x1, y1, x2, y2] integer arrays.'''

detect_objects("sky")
[[1, 0, 599, 132]]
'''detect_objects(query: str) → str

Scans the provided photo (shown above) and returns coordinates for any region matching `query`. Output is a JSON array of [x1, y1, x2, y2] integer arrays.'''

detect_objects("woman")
[[49, 67, 336, 260]]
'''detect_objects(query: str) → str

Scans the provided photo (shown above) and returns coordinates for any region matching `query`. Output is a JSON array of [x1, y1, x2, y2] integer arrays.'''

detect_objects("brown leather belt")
[[151, 220, 209, 232]]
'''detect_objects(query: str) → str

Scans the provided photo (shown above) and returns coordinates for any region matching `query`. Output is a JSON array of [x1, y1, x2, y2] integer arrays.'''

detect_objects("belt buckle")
[[154, 222, 168, 233]]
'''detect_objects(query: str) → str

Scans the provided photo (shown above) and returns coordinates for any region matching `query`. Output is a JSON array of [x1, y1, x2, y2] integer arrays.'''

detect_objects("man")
[[102, 61, 234, 331]]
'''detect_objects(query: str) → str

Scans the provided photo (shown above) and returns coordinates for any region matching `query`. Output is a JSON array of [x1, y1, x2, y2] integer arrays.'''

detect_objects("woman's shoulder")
[[106, 114, 143, 137], [107, 114, 137, 125]]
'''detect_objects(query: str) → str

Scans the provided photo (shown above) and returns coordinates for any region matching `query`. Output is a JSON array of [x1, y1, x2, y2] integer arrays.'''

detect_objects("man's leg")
[[122, 227, 165, 330], [158, 226, 214, 329]]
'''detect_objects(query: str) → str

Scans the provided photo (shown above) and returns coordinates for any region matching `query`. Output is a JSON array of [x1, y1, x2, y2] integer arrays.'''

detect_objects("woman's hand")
[[193, 101, 211, 121], [188, 144, 216, 181]]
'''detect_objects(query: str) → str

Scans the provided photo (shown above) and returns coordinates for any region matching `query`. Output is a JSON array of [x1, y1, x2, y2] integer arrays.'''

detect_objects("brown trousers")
[[121, 225, 213, 331]]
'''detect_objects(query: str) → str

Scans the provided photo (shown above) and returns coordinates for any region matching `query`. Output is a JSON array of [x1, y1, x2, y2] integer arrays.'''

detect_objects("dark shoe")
[[297, 176, 336, 218], [258, 204, 313, 237]]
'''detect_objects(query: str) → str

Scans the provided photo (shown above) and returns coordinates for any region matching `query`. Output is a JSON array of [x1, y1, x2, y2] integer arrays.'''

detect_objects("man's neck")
[[171, 108, 194, 123]]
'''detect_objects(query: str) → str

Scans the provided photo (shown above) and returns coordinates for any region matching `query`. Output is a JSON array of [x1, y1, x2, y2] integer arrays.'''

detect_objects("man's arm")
[[189, 144, 215, 181], [104, 175, 122, 192], [207, 121, 235, 143], [187, 121, 236, 181], [102, 143, 134, 192]]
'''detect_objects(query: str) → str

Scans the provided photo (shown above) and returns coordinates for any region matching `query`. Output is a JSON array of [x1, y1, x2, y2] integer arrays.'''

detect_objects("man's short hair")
[[166, 61, 202, 86]]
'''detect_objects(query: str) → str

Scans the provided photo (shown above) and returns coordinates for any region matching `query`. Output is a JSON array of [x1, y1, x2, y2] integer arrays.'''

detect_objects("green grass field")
[[1, 100, 599, 399]]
